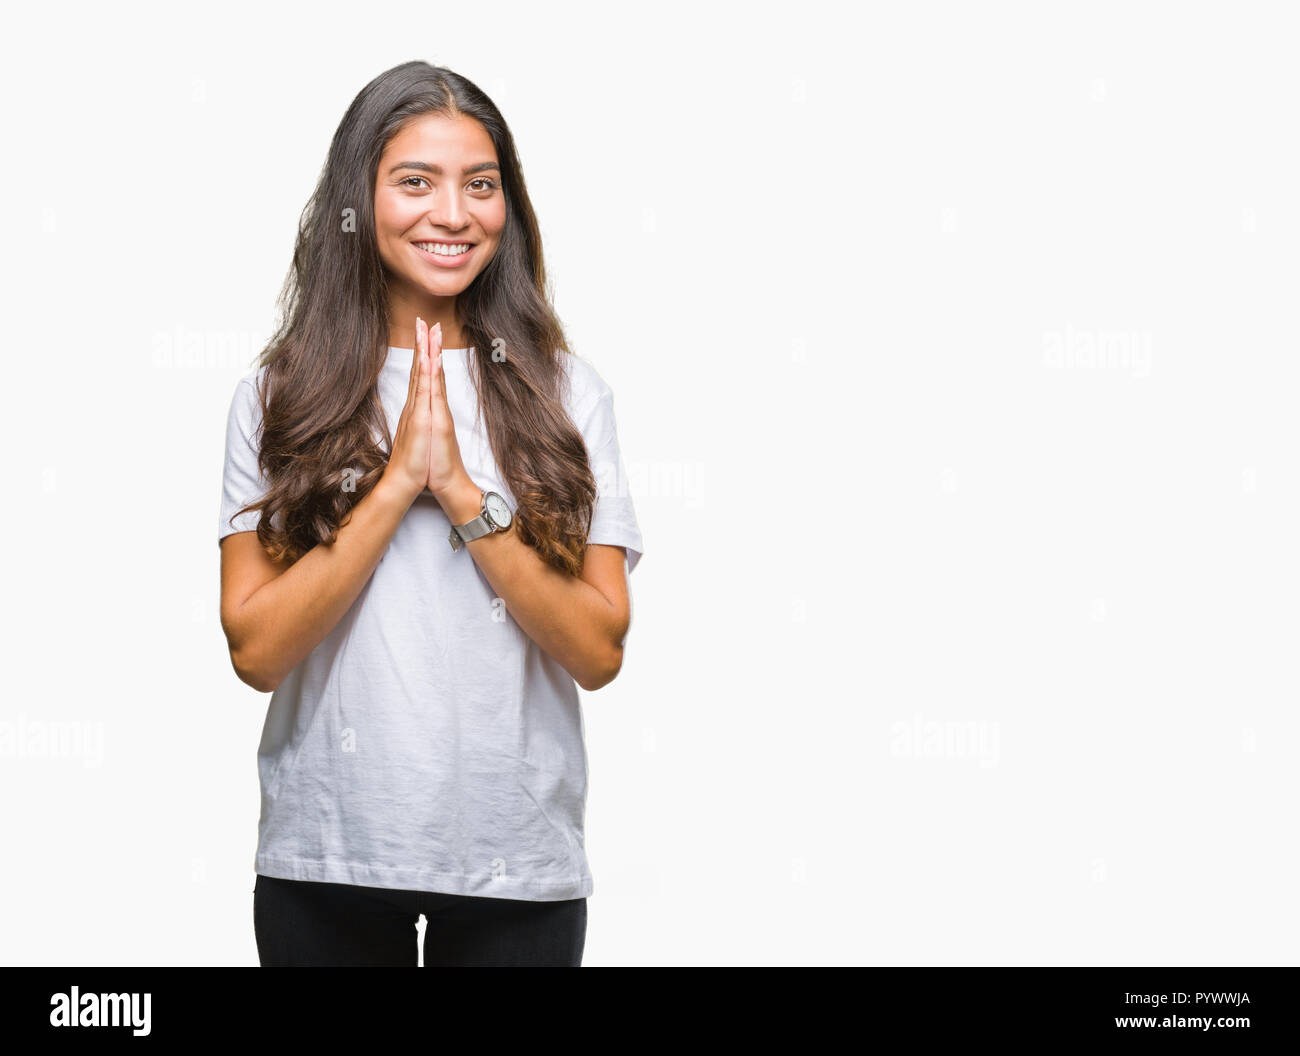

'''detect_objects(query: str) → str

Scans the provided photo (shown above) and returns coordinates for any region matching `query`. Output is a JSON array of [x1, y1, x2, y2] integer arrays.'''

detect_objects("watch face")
[[484, 492, 512, 528]]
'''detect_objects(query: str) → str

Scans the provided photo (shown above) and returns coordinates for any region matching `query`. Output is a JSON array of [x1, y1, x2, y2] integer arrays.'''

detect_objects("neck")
[[386, 287, 466, 350]]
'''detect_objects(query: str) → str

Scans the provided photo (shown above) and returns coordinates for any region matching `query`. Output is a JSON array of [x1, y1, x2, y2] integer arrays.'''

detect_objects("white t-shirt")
[[218, 344, 643, 900]]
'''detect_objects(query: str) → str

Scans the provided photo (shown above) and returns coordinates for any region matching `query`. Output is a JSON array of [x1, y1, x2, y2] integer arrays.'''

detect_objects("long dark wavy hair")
[[230, 61, 597, 575]]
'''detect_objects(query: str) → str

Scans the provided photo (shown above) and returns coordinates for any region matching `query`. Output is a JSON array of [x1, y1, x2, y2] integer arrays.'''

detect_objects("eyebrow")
[[387, 161, 501, 177]]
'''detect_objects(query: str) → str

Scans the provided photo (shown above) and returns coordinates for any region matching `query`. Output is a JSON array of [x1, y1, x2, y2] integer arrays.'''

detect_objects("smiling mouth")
[[413, 240, 474, 262]]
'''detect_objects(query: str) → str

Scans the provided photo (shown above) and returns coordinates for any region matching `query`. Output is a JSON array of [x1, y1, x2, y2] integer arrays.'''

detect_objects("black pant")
[[253, 873, 587, 966]]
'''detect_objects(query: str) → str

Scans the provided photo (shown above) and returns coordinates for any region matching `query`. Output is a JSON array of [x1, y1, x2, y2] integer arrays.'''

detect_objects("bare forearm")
[[440, 477, 623, 690], [230, 474, 414, 691]]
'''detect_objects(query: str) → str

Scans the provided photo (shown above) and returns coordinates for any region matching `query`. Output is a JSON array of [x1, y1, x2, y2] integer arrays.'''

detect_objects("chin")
[[419, 273, 474, 296]]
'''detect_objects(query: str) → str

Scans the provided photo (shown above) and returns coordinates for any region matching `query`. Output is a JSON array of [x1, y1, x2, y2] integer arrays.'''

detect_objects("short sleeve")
[[218, 375, 270, 544], [578, 390, 644, 574]]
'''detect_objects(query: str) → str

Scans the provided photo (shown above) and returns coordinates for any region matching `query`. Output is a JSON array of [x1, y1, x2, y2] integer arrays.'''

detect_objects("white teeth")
[[416, 242, 471, 256]]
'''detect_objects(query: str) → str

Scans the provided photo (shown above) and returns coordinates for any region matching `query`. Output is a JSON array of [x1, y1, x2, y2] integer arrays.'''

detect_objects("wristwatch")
[[449, 489, 513, 551]]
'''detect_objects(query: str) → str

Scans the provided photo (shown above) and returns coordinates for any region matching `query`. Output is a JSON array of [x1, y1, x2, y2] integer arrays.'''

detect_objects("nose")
[[427, 187, 470, 233]]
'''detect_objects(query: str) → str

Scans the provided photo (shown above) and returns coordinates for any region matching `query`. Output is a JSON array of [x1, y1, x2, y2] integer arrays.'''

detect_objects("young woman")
[[217, 61, 643, 967]]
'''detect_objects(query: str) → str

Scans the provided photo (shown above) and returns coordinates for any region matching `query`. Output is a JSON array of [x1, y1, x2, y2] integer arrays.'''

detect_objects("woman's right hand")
[[382, 317, 433, 505]]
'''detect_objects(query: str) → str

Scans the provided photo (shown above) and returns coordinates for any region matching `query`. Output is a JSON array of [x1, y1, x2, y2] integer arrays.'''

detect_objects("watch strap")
[[449, 489, 492, 551], [449, 512, 495, 551]]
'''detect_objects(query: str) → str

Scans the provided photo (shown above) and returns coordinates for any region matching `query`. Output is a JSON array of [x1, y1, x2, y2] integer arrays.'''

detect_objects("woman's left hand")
[[418, 316, 471, 500]]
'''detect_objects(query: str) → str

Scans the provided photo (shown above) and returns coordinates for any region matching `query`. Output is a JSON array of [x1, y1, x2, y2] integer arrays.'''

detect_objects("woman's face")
[[373, 112, 506, 302]]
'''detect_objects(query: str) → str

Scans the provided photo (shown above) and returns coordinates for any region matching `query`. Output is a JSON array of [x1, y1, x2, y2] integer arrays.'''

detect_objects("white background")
[[1, 1, 1296, 966]]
